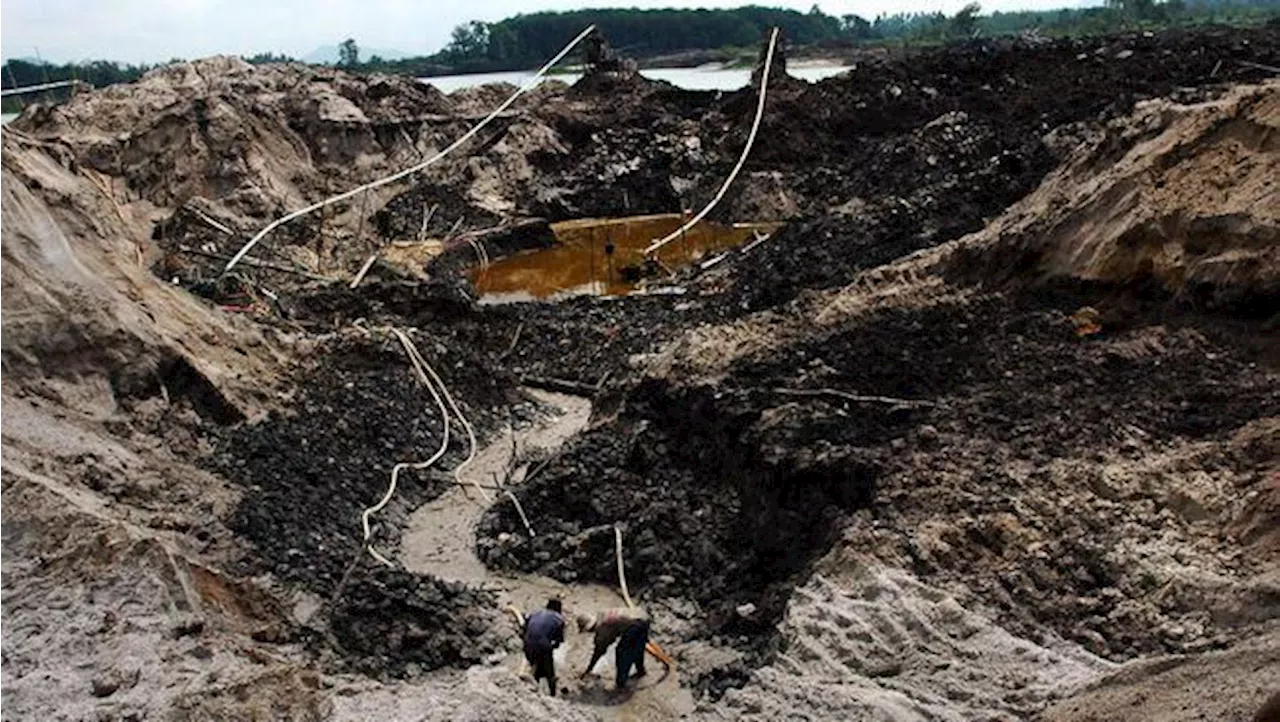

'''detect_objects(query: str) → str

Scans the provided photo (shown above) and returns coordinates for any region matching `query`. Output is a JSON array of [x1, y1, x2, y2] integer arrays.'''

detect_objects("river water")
[[422, 62, 853, 93]]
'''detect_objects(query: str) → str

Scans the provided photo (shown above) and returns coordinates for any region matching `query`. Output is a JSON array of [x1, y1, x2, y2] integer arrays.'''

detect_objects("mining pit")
[[472, 214, 782, 302], [2, 25, 1279, 722]]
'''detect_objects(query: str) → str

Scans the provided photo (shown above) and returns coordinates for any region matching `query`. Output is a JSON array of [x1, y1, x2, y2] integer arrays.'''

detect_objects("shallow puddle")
[[471, 213, 781, 303]]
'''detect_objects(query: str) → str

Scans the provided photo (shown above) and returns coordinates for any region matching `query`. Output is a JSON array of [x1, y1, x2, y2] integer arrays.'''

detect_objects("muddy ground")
[[478, 284, 1279, 688], [3, 22, 1279, 722], [209, 332, 523, 594]]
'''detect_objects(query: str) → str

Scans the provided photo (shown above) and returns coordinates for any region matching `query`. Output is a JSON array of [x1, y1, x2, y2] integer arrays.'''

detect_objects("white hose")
[[644, 27, 779, 257], [615, 524, 634, 609], [361, 329, 452, 566], [399, 333, 487, 504], [360, 327, 489, 566], [223, 25, 598, 274], [504, 490, 536, 537]]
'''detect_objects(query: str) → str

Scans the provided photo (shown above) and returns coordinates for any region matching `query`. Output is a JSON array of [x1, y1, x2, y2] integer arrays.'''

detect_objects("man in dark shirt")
[[523, 598, 565, 696]]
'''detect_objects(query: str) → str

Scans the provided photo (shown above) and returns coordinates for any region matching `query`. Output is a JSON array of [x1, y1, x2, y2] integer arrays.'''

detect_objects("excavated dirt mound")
[[714, 26, 1280, 311], [11, 56, 453, 214], [286, 281, 742, 387], [0, 130, 283, 414], [481, 286, 1277, 678], [8, 56, 572, 294], [940, 81, 1280, 313], [1040, 626, 1280, 722], [2, 125, 311, 720], [478, 77, 1280, 701], [208, 332, 527, 594], [370, 79, 723, 232], [329, 569, 506, 678], [717, 118, 1050, 311]]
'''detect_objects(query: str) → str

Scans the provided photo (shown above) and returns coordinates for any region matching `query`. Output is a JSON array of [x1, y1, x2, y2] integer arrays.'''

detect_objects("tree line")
[[3, 0, 1277, 111], [842, 0, 1279, 44], [365, 0, 1279, 75], [3, 58, 142, 112], [343, 6, 847, 77]]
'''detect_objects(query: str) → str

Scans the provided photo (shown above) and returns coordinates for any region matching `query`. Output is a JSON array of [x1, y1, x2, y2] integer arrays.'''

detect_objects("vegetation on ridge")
[[3, 0, 1276, 113]]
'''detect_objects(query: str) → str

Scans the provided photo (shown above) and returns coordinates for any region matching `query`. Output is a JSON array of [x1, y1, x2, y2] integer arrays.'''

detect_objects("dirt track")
[[3, 23, 1279, 722]]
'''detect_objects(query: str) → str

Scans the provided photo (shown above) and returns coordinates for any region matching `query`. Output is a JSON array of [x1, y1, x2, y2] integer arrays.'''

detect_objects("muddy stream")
[[400, 388, 693, 720]]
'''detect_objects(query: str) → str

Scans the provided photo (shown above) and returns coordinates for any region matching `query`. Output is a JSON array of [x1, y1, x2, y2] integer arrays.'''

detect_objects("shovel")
[[645, 640, 674, 668]]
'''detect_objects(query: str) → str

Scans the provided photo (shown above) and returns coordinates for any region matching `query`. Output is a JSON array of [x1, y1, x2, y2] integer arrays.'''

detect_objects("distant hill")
[[303, 44, 413, 64]]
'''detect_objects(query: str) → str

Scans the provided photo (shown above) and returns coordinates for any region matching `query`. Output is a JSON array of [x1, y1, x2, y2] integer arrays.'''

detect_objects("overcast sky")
[[3, 0, 1090, 65]]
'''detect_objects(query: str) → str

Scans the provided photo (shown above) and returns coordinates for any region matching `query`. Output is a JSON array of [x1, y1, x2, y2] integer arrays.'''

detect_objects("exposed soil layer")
[[207, 333, 523, 594], [936, 82, 1280, 315], [1040, 626, 1280, 722], [720, 27, 1280, 310], [287, 282, 735, 386], [479, 282, 1277, 687], [329, 568, 505, 678], [202, 333, 531, 675]]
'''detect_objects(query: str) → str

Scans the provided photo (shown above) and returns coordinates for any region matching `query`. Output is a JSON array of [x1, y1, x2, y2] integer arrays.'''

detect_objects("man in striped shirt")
[[577, 606, 651, 690]]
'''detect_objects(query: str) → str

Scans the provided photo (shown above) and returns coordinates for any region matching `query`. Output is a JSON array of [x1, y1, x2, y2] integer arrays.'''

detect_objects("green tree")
[[245, 52, 294, 64], [202, 2, 1280, 80], [951, 3, 982, 37], [339, 38, 359, 66], [1108, 0, 1157, 21], [445, 21, 490, 60], [841, 14, 874, 39]]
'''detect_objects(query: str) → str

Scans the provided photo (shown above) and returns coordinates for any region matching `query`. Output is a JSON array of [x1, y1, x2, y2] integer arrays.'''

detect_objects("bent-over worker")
[[523, 598, 565, 696], [578, 606, 651, 690]]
